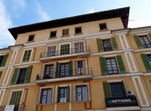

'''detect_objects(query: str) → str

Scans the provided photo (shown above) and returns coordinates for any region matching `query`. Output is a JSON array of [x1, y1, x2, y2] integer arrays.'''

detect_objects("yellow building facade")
[[0, 7, 151, 111]]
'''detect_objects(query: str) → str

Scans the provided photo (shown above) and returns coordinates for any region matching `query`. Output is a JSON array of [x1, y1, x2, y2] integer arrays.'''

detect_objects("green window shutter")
[[57, 86, 60, 102], [99, 57, 108, 75], [141, 54, 151, 72], [10, 68, 19, 85], [121, 81, 127, 97], [67, 86, 70, 102], [22, 50, 32, 62], [61, 44, 70, 55], [103, 82, 112, 98], [0, 71, 2, 77], [97, 39, 104, 52], [55, 62, 60, 78], [69, 61, 72, 77], [111, 37, 118, 50], [116, 55, 126, 74], [1, 54, 8, 67], [24, 66, 33, 83], [148, 33, 151, 40], [134, 35, 143, 49]]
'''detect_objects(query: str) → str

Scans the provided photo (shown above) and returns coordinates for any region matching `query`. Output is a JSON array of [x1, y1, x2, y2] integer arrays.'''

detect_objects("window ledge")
[[61, 35, 70, 37], [26, 41, 35, 43], [99, 29, 109, 32], [48, 37, 57, 39], [74, 33, 83, 36]]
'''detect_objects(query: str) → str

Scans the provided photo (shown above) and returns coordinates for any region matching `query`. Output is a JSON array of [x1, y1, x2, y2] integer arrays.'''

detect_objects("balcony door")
[[44, 64, 54, 79], [60, 63, 69, 77], [74, 42, 84, 53], [47, 46, 56, 57], [75, 60, 86, 75], [60, 44, 70, 55]]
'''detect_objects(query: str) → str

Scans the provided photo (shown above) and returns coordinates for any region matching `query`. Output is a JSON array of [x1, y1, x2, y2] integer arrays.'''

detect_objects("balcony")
[[36, 68, 92, 84], [105, 97, 139, 110], [40, 46, 90, 61], [0, 104, 25, 111]]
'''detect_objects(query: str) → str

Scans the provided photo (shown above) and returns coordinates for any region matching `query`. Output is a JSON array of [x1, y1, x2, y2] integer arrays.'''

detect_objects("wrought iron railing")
[[36, 68, 92, 80], [0, 104, 25, 111], [40, 46, 90, 58]]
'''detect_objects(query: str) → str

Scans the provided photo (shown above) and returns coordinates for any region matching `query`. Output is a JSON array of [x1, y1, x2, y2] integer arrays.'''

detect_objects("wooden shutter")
[[99, 57, 108, 75], [103, 82, 112, 98], [55, 62, 60, 78], [1, 54, 8, 67], [69, 61, 72, 76], [0, 71, 2, 77], [97, 39, 104, 52], [148, 33, 151, 40], [121, 81, 127, 97], [134, 35, 143, 49], [10, 68, 19, 85], [61, 44, 70, 55], [111, 37, 118, 50], [141, 54, 151, 72], [67, 86, 70, 102], [57, 86, 60, 102], [24, 66, 33, 83], [116, 55, 126, 74]]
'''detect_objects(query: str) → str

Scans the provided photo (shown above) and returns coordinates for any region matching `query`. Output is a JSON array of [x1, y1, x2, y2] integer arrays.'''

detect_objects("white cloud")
[[0, 0, 15, 48], [35, 0, 50, 21], [88, 8, 96, 13]]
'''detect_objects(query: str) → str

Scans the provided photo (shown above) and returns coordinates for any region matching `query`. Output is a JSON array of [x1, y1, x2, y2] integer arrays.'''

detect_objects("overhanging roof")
[[9, 7, 130, 40]]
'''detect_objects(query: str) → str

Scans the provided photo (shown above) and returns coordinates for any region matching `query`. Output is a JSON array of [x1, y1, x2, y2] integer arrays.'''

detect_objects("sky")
[[0, 0, 151, 48]]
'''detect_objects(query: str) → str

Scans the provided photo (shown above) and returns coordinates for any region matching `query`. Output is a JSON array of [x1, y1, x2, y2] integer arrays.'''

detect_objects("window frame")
[[0, 54, 7, 67], [74, 83, 90, 102], [28, 35, 35, 42], [50, 31, 57, 38], [59, 42, 71, 55], [16, 68, 28, 84], [102, 39, 113, 51], [39, 87, 54, 104], [42, 63, 55, 79], [75, 27, 82, 34], [138, 35, 151, 48], [57, 85, 71, 103], [99, 23, 107, 30], [62, 29, 69, 37], [21, 48, 33, 63]]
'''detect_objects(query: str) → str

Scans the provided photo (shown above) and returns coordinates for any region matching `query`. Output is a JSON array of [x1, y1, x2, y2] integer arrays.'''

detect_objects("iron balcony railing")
[[36, 68, 92, 80], [0, 104, 25, 111], [40, 46, 90, 58]]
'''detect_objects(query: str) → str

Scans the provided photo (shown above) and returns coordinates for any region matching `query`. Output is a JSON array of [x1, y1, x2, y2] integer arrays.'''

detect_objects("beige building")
[[0, 7, 151, 111]]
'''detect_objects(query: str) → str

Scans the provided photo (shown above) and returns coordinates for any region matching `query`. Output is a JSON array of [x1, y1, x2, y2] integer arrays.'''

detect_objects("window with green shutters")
[[58, 86, 70, 102], [9, 91, 22, 111], [134, 34, 151, 49], [100, 55, 126, 75], [55, 61, 72, 78], [22, 50, 32, 62], [60, 44, 70, 55], [97, 37, 118, 52], [141, 54, 151, 72], [10, 66, 33, 85], [0, 54, 8, 67], [103, 81, 127, 98]]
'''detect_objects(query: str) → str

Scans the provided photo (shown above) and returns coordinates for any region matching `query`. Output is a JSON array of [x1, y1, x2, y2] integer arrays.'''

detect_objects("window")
[[74, 42, 84, 53], [60, 63, 69, 77], [9, 91, 22, 111], [75, 60, 85, 75], [60, 44, 70, 55], [102, 39, 113, 51], [10, 66, 32, 85], [50, 31, 57, 38], [106, 58, 119, 74], [28, 35, 34, 41], [62, 29, 69, 36], [43, 64, 54, 79], [47, 46, 56, 57], [99, 23, 107, 30], [147, 55, 151, 65], [40, 88, 52, 104], [103, 82, 126, 98], [110, 82, 125, 98], [0, 71, 2, 77], [139, 35, 151, 48], [58, 86, 69, 102], [17, 68, 27, 84], [75, 27, 82, 34], [22, 50, 32, 62], [76, 85, 88, 101], [0, 54, 8, 67]]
